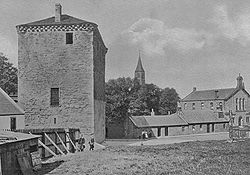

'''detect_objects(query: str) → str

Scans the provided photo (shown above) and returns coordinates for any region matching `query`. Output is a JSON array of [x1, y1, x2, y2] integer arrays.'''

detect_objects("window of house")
[[165, 127, 168, 136], [66, 33, 73, 44], [223, 124, 226, 129], [239, 98, 242, 111], [54, 118, 57, 124], [201, 102, 204, 110], [242, 98, 245, 111], [219, 102, 223, 111], [236, 98, 238, 111], [200, 124, 202, 130], [51, 88, 59, 106], [246, 117, 249, 123], [184, 103, 187, 110], [210, 102, 213, 110], [192, 103, 195, 110]]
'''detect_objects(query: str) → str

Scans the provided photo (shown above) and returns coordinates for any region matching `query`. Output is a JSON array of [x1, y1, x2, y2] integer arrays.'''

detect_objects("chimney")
[[55, 3, 62, 22], [193, 87, 196, 92], [215, 90, 219, 99], [151, 109, 155, 116]]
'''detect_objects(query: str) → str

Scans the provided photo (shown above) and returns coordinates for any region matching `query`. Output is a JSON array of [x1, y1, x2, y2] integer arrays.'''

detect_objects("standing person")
[[78, 134, 85, 152], [89, 137, 94, 151]]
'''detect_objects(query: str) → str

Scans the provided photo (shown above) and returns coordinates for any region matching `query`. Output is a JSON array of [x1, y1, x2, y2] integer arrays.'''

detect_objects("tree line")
[[105, 77, 180, 124]]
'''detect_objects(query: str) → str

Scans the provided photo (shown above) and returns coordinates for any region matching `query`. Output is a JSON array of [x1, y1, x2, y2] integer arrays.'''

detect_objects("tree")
[[105, 77, 141, 124], [159, 87, 180, 115], [0, 53, 18, 94]]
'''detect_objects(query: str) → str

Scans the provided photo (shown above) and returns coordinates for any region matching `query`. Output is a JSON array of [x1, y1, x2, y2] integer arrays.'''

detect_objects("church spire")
[[135, 51, 145, 73], [134, 51, 145, 85]]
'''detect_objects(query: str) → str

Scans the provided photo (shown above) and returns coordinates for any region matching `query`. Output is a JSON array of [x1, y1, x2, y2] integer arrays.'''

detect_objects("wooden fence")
[[16, 128, 80, 159]]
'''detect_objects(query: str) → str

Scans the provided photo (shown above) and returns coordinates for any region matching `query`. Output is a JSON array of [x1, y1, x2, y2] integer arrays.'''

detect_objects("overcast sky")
[[1, 0, 250, 98]]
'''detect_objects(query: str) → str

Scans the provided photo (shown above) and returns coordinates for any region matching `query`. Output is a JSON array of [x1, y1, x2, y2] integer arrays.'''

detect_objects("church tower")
[[134, 52, 145, 85]]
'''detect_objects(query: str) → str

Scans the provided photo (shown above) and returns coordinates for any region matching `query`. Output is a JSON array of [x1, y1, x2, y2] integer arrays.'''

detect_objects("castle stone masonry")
[[16, 4, 107, 143]]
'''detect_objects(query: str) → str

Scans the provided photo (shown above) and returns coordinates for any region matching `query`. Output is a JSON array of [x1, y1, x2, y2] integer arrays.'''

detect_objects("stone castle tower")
[[134, 52, 145, 85], [16, 4, 107, 143]]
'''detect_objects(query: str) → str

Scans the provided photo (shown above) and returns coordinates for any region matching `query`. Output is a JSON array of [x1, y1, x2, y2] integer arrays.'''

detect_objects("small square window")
[[66, 33, 73, 44]]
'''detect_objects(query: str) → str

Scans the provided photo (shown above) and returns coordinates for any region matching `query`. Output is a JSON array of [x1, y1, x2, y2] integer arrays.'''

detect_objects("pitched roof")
[[130, 114, 188, 128], [17, 14, 97, 27], [0, 88, 24, 116], [182, 88, 236, 101], [135, 54, 145, 72], [181, 110, 228, 124]]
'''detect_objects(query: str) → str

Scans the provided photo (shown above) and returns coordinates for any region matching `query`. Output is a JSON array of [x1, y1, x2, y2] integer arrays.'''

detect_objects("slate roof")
[[17, 14, 97, 27], [0, 88, 24, 116], [130, 110, 228, 128], [181, 110, 228, 124], [130, 114, 188, 128], [182, 88, 236, 101]]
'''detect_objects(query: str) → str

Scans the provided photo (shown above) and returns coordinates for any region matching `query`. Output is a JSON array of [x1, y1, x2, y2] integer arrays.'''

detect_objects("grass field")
[[37, 139, 250, 175]]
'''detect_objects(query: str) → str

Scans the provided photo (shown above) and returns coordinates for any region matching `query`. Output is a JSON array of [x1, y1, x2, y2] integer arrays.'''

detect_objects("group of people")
[[77, 134, 95, 152]]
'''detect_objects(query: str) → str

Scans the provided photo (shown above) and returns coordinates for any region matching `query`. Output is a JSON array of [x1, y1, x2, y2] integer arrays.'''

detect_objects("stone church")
[[16, 4, 107, 143]]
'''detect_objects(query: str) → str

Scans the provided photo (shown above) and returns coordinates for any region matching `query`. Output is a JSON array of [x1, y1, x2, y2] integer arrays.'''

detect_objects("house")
[[180, 74, 250, 127], [125, 75, 249, 138], [16, 4, 107, 143], [0, 87, 25, 130]]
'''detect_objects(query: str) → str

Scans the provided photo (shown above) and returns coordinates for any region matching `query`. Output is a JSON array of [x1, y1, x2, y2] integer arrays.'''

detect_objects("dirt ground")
[[35, 138, 250, 175]]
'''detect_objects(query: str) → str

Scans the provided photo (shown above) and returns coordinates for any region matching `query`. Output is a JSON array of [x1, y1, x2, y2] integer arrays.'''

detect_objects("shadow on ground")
[[35, 160, 64, 175]]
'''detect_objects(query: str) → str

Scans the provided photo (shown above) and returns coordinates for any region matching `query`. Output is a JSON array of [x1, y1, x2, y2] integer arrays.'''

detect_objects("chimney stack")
[[193, 87, 196, 92], [55, 3, 62, 22]]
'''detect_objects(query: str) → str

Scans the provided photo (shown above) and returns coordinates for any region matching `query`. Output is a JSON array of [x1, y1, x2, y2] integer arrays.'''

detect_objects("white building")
[[0, 88, 25, 130]]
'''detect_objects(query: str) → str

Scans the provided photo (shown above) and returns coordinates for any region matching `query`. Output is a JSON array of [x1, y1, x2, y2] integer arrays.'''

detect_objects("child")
[[89, 137, 94, 151]]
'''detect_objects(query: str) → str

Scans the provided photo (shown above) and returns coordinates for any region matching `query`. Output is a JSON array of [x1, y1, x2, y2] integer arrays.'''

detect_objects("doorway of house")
[[207, 124, 210, 133], [10, 117, 16, 131], [165, 127, 168, 136]]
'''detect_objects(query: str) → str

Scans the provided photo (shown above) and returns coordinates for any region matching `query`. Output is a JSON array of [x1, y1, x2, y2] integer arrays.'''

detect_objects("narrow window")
[[51, 88, 59, 106], [54, 118, 57, 124], [239, 98, 242, 111], [201, 102, 204, 110], [246, 117, 249, 123], [192, 103, 195, 110], [223, 124, 226, 129], [236, 98, 238, 111], [219, 102, 223, 111], [184, 103, 187, 110], [242, 98, 245, 111], [200, 124, 202, 130], [210, 102, 213, 110], [66, 33, 73, 44]]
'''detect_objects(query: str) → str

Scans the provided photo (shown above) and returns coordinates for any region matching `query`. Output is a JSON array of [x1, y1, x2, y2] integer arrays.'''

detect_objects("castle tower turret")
[[134, 52, 145, 85]]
